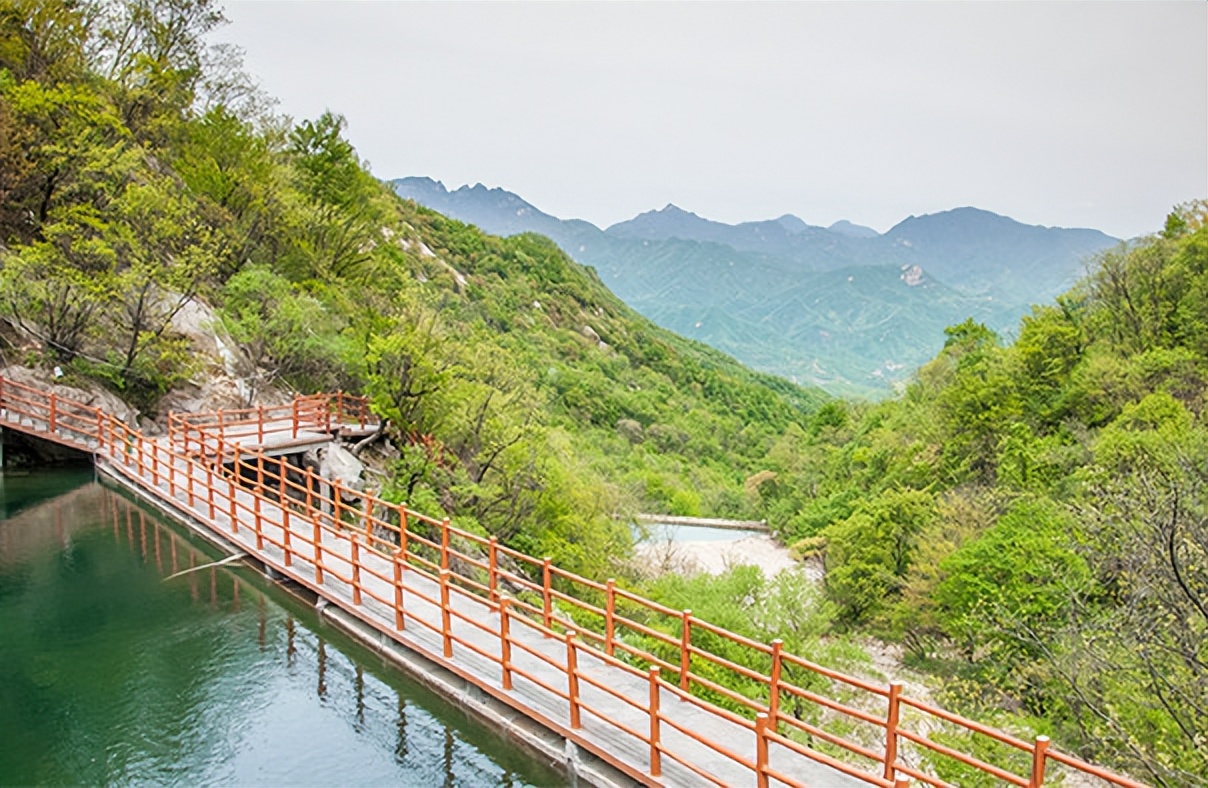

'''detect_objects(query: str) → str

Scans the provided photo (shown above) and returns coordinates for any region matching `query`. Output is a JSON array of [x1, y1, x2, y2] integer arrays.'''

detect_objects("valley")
[[392, 178, 1118, 397]]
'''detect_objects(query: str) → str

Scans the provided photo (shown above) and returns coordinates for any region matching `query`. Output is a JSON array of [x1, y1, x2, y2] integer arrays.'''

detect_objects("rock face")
[[320, 443, 365, 500], [158, 296, 281, 421], [2, 365, 139, 426]]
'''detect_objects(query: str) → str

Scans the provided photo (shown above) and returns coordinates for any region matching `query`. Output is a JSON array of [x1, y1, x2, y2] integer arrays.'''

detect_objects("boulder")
[[320, 443, 365, 501]]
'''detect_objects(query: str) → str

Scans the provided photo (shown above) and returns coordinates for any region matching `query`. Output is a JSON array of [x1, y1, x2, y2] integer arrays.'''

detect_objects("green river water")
[[0, 468, 562, 787]]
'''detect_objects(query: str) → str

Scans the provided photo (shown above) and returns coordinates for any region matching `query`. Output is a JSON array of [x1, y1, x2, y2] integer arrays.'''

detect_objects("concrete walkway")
[[104, 443, 870, 787], [3, 401, 875, 788]]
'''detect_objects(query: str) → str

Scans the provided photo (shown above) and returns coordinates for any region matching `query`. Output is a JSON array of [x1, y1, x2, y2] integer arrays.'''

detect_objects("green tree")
[[937, 498, 1091, 673], [284, 111, 385, 281], [217, 266, 352, 398], [173, 105, 283, 278], [822, 488, 936, 624]]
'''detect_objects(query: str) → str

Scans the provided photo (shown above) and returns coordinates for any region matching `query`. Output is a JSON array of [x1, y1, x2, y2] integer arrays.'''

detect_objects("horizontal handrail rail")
[[165, 391, 375, 450], [0, 374, 1148, 788]]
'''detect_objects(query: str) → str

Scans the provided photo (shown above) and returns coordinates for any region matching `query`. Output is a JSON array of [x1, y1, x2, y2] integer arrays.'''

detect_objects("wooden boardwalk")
[[0, 376, 1146, 788], [142, 468, 864, 788]]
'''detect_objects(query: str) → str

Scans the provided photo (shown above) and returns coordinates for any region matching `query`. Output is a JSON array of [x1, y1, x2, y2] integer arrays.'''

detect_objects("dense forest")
[[0, 0, 826, 576], [1, 1, 1204, 785]]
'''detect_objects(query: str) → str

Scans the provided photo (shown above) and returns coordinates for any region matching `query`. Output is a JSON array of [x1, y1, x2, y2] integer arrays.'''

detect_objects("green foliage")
[[766, 206, 1208, 783], [822, 488, 936, 624], [638, 566, 869, 718], [4, 4, 1205, 780], [937, 499, 1090, 669], [283, 111, 386, 282], [217, 266, 354, 395]]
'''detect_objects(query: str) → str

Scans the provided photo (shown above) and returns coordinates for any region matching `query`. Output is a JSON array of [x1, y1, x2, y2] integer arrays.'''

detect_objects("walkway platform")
[[1, 376, 1143, 788], [98, 449, 868, 788]]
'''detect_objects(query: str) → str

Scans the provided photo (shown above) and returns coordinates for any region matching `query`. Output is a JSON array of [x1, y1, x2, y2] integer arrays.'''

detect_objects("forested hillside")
[[756, 206, 1206, 785], [392, 178, 1117, 397], [1, 1, 1204, 784], [0, 0, 824, 580]]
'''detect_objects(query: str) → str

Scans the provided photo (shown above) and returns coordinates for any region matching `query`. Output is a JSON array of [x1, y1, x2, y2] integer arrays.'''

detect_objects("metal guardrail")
[[166, 392, 374, 447], [0, 375, 1146, 788]]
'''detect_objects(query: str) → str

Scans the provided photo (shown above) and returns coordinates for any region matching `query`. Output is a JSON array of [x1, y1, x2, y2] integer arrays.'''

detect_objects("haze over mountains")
[[392, 177, 1118, 397]]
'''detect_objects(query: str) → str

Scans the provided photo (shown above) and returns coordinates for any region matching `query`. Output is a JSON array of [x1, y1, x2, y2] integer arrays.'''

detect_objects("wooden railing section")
[[166, 391, 373, 446], [0, 374, 1146, 788]]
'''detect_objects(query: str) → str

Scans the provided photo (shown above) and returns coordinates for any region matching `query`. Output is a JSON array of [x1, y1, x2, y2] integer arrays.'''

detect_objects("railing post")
[[282, 505, 292, 567], [755, 713, 770, 788], [304, 467, 313, 513], [48, 393, 57, 433], [393, 548, 405, 630], [151, 440, 159, 486], [313, 515, 324, 584], [257, 404, 264, 443], [440, 569, 453, 658], [884, 681, 904, 782], [291, 399, 299, 439], [399, 505, 408, 557], [769, 638, 783, 728], [363, 492, 374, 542], [542, 557, 553, 631], [500, 598, 513, 690], [207, 457, 215, 520], [680, 609, 693, 691], [187, 453, 195, 506], [440, 518, 450, 571], [566, 632, 581, 729], [488, 536, 499, 603], [253, 483, 263, 550], [333, 481, 342, 525], [1030, 735, 1050, 788], [229, 475, 238, 534], [351, 538, 362, 605], [605, 578, 616, 657], [279, 459, 288, 506], [648, 667, 662, 777]]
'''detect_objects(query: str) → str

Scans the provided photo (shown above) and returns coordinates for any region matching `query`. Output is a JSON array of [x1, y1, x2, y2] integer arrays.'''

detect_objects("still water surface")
[[0, 469, 562, 786]]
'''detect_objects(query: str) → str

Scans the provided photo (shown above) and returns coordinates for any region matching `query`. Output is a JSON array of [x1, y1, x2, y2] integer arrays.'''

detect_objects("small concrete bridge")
[[0, 375, 1144, 788]]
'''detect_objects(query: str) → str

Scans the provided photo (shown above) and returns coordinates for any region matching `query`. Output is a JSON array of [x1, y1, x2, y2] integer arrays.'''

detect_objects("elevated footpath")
[[0, 375, 1146, 788]]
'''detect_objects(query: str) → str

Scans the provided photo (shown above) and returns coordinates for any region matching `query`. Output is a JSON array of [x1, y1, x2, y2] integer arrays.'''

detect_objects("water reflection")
[[0, 474, 561, 787]]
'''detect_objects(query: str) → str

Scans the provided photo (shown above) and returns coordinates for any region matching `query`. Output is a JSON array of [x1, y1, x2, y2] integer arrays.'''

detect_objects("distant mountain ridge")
[[390, 177, 1118, 397]]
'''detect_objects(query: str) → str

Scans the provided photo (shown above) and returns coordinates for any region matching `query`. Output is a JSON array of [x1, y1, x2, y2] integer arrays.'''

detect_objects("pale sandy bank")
[[634, 533, 819, 580]]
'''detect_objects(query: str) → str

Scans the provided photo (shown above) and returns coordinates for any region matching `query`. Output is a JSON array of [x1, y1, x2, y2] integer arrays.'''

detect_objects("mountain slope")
[[885, 207, 1118, 299], [391, 178, 1116, 397]]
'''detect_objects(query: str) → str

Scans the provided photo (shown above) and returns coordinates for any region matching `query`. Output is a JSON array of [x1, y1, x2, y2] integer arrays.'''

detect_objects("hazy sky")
[[217, 2, 1206, 239]]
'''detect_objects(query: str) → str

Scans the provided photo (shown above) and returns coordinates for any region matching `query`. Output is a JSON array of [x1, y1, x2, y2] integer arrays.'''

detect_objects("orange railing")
[[165, 392, 373, 447], [0, 374, 1147, 788]]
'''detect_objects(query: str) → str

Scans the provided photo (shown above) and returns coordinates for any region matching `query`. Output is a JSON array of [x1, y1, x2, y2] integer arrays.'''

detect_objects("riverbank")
[[633, 532, 817, 579]]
